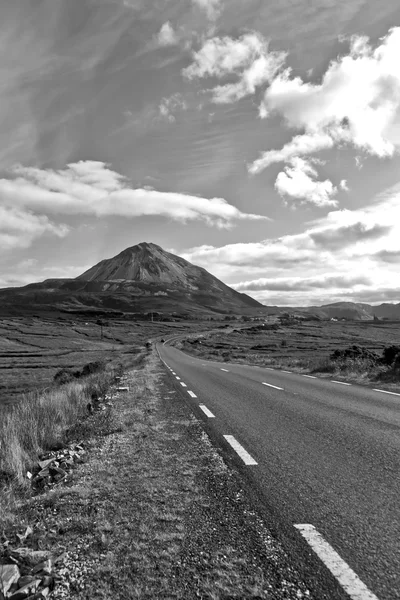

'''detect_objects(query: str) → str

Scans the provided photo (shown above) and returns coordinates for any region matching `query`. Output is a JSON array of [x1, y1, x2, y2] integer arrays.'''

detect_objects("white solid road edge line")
[[262, 382, 284, 391], [294, 524, 379, 600], [180, 382, 187, 387], [187, 391, 197, 398], [331, 380, 352, 386], [199, 404, 215, 418], [373, 388, 400, 397], [223, 435, 258, 466]]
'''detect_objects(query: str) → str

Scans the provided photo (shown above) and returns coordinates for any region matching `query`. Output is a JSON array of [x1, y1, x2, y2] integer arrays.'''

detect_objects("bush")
[[81, 360, 105, 377], [382, 345, 400, 365], [54, 368, 77, 386]]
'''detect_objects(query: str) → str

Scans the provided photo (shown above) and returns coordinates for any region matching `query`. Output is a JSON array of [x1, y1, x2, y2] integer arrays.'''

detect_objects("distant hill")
[[298, 302, 400, 321], [0, 242, 262, 318]]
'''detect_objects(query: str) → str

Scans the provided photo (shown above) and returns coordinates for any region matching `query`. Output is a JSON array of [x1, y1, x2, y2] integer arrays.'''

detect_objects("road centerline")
[[187, 391, 197, 398], [294, 524, 379, 600], [180, 382, 187, 387], [223, 435, 258, 466], [373, 388, 400, 396], [220, 368, 229, 372], [262, 382, 284, 391], [331, 380, 352, 386], [303, 375, 317, 379]]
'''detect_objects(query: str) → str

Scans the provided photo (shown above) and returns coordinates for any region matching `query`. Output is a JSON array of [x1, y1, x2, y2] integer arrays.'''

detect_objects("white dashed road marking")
[[220, 368, 229, 372], [199, 404, 215, 418], [262, 382, 284, 391], [303, 375, 317, 379], [176, 376, 181, 380], [331, 380, 352, 386], [180, 382, 187, 387], [187, 391, 197, 398], [373, 388, 400, 396], [294, 524, 379, 600], [223, 435, 258, 466], [281, 370, 292, 374]]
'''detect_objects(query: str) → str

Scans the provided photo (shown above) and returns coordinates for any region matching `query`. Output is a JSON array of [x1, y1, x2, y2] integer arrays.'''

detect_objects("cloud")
[[274, 158, 338, 207], [0, 206, 67, 251], [310, 222, 391, 250], [183, 32, 286, 103], [180, 182, 400, 305], [157, 22, 178, 47], [192, 0, 222, 21], [250, 28, 400, 175], [159, 93, 187, 122], [233, 274, 370, 292], [0, 161, 267, 238], [249, 132, 335, 174], [373, 250, 400, 263]]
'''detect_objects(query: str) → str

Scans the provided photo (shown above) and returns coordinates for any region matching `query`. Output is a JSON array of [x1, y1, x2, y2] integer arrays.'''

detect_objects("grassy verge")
[[0, 351, 146, 530]]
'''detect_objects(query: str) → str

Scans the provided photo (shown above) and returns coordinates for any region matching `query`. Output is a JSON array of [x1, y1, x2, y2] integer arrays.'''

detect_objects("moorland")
[[0, 316, 210, 408], [173, 317, 400, 389]]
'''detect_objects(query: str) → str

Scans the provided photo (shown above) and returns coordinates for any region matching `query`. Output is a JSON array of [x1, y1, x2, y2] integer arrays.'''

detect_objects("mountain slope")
[[0, 242, 262, 317]]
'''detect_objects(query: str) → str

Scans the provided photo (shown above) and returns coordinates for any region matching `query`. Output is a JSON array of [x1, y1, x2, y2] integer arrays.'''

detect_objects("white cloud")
[[274, 158, 338, 207], [249, 132, 335, 174], [192, 0, 222, 21], [159, 93, 187, 122], [339, 179, 349, 191], [0, 162, 267, 241], [183, 32, 286, 103], [251, 28, 400, 175], [0, 206, 67, 250], [181, 182, 400, 305], [157, 22, 178, 47]]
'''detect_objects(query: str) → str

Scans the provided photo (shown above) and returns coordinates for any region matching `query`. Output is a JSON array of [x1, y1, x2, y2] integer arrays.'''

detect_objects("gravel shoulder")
[[5, 351, 314, 599]]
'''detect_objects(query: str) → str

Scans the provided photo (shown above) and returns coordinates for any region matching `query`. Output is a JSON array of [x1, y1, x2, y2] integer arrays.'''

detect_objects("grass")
[[0, 350, 146, 530], [0, 316, 212, 402]]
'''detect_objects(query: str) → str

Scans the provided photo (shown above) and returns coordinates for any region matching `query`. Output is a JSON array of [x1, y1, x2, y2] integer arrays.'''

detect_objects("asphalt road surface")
[[158, 342, 400, 600]]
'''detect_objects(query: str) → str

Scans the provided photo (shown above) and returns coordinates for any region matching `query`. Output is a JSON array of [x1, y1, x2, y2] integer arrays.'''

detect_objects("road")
[[158, 342, 400, 600]]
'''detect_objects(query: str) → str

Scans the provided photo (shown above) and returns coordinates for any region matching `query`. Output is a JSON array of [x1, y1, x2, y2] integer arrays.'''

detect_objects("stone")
[[32, 558, 52, 575], [117, 386, 129, 392], [0, 564, 20, 595], [37, 458, 56, 471], [17, 576, 36, 588], [8, 579, 41, 600], [9, 550, 51, 567]]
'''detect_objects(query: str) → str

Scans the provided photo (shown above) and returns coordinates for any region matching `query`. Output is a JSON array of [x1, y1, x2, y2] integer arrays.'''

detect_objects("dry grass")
[[0, 352, 143, 530]]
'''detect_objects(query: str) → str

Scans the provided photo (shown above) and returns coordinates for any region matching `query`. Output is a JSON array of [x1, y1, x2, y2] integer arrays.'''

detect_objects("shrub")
[[382, 345, 400, 365], [81, 360, 105, 377], [54, 368, 77, 386]]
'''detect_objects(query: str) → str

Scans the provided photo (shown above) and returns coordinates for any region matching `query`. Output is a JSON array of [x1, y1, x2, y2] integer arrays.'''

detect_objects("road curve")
[[158, 342, 400, 600]]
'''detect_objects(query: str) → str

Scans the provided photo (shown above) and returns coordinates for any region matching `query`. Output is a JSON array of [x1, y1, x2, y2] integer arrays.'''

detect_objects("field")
[[174, 319, 400, 387], [2, 316, 400, 408], [0, 317, 204, 407]]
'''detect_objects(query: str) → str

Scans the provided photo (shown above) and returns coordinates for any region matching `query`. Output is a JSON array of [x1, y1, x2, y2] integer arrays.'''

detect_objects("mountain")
[[0, 242, 262, 317]]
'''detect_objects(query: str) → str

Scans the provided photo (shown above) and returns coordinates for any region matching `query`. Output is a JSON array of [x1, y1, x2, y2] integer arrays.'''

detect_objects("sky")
[[1, 0, 400, 306]]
